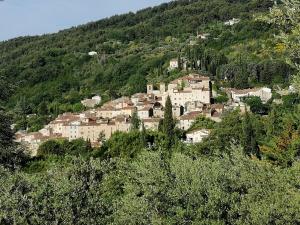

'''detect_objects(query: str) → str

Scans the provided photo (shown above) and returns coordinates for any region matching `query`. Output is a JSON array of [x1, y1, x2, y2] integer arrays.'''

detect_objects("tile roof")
[[180, 111, 202, 120], [143, 118, 161, 123]]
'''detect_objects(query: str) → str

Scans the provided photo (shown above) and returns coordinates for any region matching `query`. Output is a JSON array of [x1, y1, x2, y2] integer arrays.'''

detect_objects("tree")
[[140, 122, 147, 147], [0, 109, 14, 147], [260, 0, 300, 92], [189, 115, 216, 131], [85, 139, 93, 152], [101, 131, 143, 158], [130, 109, 141, 131], [98, 131, 106, 144], [38, 101, 48, 115], [242, 111, 259, 157], [163, 96, 174, 150], [243, 96, 269, 115], [37, 140, 63, 156], [15, 97, 31, 130], [0, 145, 29, 170], [0, 108, 29, 170]]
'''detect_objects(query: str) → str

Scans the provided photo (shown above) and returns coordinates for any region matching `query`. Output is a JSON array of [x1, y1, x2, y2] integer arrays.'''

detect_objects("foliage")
[[242, 111, 259, 157], [163, 96, 174, 150], [259, 0, 300, 92], [1, 148, 300, 224], [1, 0, 300, 221], [0, 145, 29, 171], [260, 105, 300, 166], [130, 109, 140, 131], [0, 109, 14, 147], [188, 115, 216, 131], [0, 109, 29, 170], [100, 131, 145, 158], [243, 96, 269, 114], [37, 139, 92, 157], [214, 94, 229, 103]]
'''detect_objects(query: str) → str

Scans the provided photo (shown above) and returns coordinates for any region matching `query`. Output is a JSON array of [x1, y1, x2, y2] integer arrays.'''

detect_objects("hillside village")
[[16, 70, 272, 155], [2, 0, 300, 222]]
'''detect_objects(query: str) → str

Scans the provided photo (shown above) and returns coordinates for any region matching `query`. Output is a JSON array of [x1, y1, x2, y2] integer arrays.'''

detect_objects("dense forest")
[[1, 0, 300, 224]]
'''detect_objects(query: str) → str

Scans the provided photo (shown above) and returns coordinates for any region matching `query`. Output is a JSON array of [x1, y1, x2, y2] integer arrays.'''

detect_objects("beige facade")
[[178, 111, 202, 130], [229, 87, 272, 103], [81, 95, 101, 108], [164, 74, 211, 107], [138, 107, 153, 119], [48, 113, 80, 135], [143, 118, 161, 130], [64, 117, 131, 142], [16, 74, 218, 152], [186, 129, 210, 143]]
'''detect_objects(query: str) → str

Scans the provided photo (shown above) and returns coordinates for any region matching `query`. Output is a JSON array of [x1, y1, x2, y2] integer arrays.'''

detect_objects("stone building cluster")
[[18, 73, 262, 154]]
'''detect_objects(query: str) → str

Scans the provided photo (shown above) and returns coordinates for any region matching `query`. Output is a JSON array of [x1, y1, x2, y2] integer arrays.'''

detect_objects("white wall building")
[[163, 74, 212, 108], [81, 95, 102, 108], [230, 87, 272, 103], [224, 18, 240, 26], [186, 129, 210, 144], [88, 51, 98, 56], [169, 59, 179, 70]]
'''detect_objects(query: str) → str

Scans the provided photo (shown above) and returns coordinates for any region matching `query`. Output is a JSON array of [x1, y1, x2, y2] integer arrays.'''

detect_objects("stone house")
[[81, 95, 101, 108], [186, 129, 210, 144], [228, 87, 272, 103], [153, 102, 164, 118], [162, 74, 212, 107], [178, 111, 202, 130], [142, 118, 161, 130], [138, 106, 154, 119], [48, 113, 80, 135]]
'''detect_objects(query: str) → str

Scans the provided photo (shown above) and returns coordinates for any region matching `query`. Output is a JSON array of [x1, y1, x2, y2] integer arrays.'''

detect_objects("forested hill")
[[0, 0, 276, 116]]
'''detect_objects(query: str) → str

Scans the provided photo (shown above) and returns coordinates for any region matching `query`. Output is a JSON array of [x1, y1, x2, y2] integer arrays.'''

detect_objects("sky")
[[0, 0, 170, 41]]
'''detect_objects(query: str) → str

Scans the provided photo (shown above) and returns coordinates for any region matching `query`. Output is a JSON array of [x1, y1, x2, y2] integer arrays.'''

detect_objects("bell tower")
[[147, 84, 153, 94]]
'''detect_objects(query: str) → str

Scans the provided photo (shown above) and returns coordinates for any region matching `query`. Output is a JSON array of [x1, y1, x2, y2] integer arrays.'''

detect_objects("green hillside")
[[0, 0, 275, 101], [1, 0, 300, 223], [1, 0, 288, 131]]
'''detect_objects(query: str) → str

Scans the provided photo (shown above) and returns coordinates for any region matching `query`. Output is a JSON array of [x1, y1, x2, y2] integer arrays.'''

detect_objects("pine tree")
[[130, 109, 141, 131], [163, 96, 174, 149]]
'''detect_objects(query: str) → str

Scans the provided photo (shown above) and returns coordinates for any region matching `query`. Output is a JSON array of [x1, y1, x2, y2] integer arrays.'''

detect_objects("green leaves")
[[163, 96, 175, 151]]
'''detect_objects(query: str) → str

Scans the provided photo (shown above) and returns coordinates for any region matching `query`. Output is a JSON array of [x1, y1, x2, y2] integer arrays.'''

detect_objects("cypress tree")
[[131, 109, 141, 131], [177, 54, 182, 71], [140, 122, 147, 147], [163, 96, 174, 149], [242, 110, 259, 157]]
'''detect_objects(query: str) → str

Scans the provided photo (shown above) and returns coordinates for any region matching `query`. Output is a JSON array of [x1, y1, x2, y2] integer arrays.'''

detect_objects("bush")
[[37, 140, 63, 156], [214, 94, 229, 103]]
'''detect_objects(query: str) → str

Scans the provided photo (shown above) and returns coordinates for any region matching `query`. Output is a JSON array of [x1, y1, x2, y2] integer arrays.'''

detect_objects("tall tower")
[[147, 84, 153, 94]]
